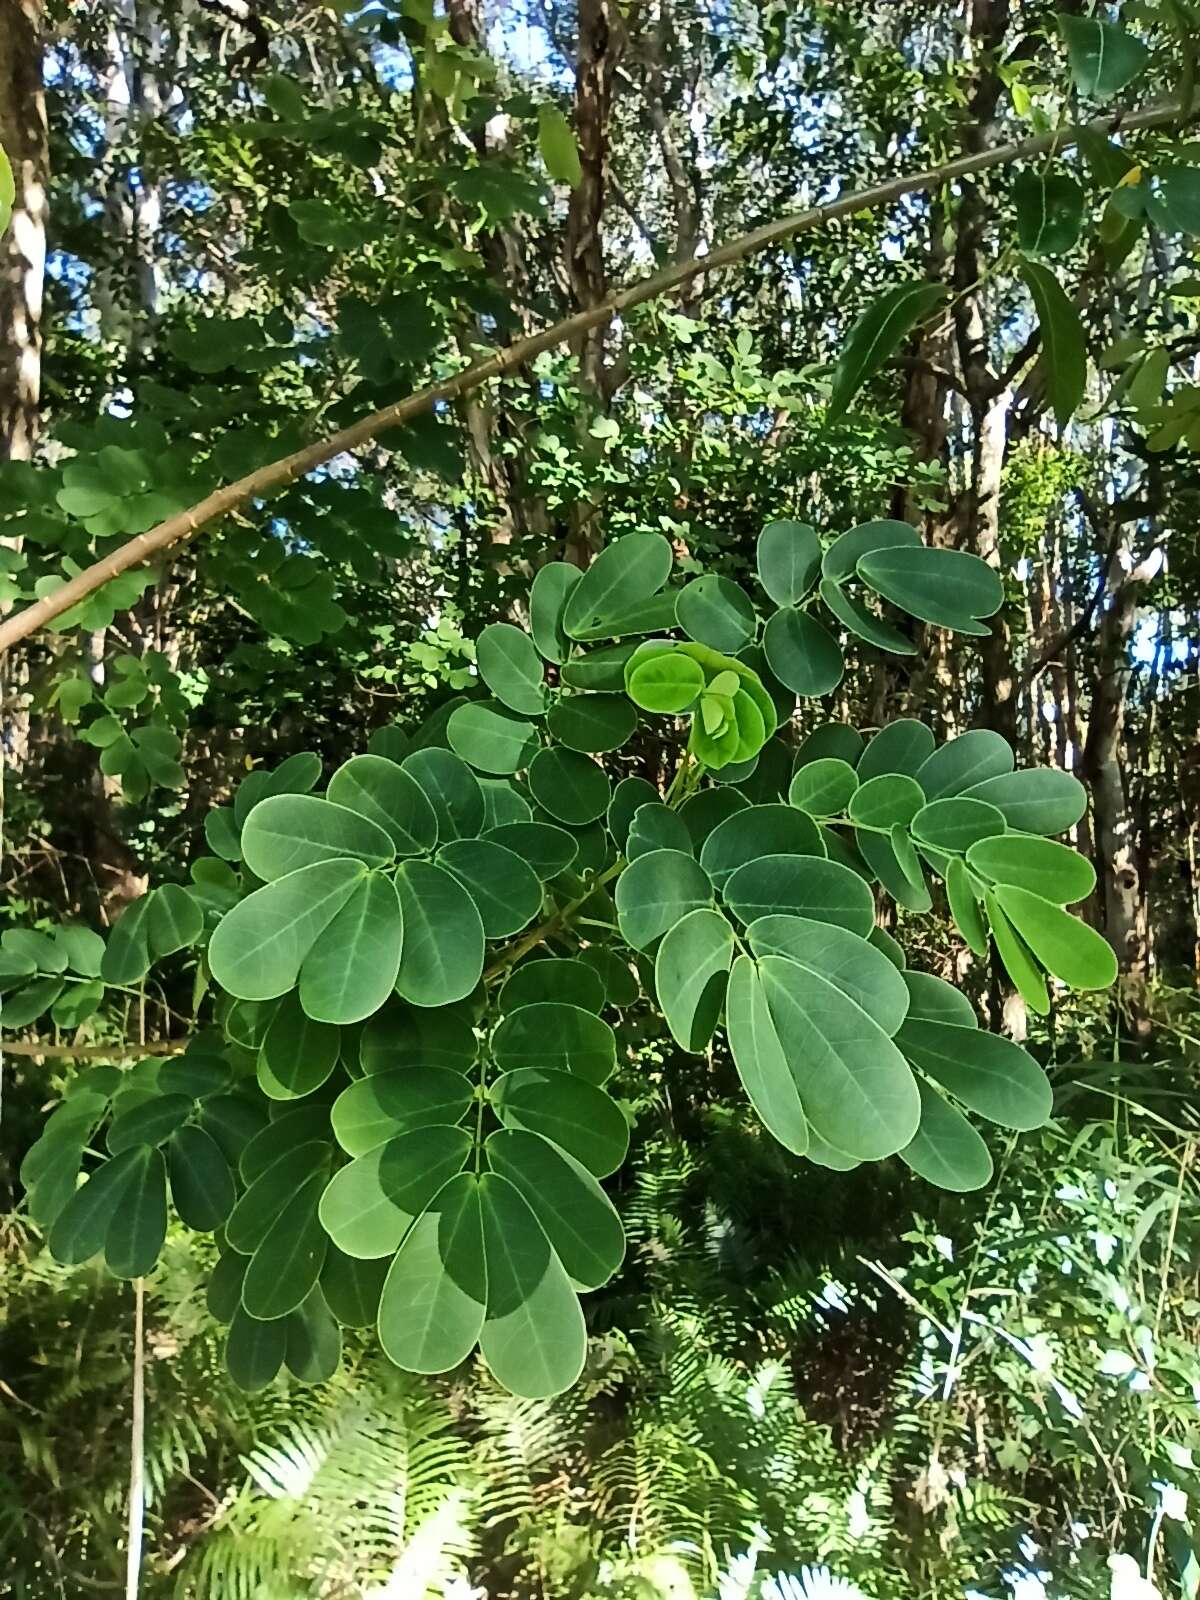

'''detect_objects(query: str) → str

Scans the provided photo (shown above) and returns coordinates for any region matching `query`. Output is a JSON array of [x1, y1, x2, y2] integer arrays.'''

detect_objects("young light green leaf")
[[538, 102, 582, 187]]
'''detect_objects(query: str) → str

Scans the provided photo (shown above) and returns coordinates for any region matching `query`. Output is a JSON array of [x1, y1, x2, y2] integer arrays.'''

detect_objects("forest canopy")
[[1, 1, 1199, 1597]]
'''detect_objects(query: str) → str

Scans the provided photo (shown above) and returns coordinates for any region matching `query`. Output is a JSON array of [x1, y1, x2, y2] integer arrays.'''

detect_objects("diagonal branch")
[[0, 100, 1190, 656]]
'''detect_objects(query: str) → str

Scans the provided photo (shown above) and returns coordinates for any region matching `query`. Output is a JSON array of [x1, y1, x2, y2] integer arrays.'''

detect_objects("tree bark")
[[0, 0, 47, 463]]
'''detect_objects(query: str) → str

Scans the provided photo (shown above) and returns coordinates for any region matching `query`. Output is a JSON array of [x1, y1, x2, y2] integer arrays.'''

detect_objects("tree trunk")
[[0, 0, 46, 464]]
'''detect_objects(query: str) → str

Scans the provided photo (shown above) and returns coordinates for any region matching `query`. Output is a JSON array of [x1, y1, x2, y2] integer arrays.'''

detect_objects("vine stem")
[[0, 100, 1191, 655]]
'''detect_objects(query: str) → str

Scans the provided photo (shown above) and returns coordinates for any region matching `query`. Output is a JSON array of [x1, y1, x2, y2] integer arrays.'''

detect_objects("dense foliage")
[[1, 0, 1198, 1594]]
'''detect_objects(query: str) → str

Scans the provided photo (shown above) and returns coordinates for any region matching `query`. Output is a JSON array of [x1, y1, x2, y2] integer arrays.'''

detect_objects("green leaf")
[[849, 773, 924, 829], [200, 1094, 269, 1171], [578, 946, 639, 1008], [655, 907, 734, 1052], [758, 954, 919, 1159], [298, 872, 404, 1026], [205, 807, 242, 862], [259, 991, 340, 1097], [361, 999, 476, 1075], [822, 520, 921, 584], [560, 641, 640, 692], [99, 895, 153, 985], [967, 834, 1095, 904], [912, 797, 1006, 853], [1019, 258, 1087, 425], [493, 1002, 616, 1084], [107, 1093, 193, 1153], [827, 283, 947, 422], [447, 701, 540, 775], [530, 562, 581, 663], [326, 755, 438, 855], [897, 1018, 1052, 1129], [747, 915, 910, 1036], [488, 1128, 624, 1291], [820, 578, 917, 655], [492, 1066, 628, 1177], [699, 803, 824, 888], [858, 718, 934, 781], [242, 794, 394, 881], [146, 884, 203, 958], [985, 890, 1050, 1016], [546, 693, 637, 753], [528, 747, 611, 825], [320, 1249, 388, 1328], [438, 837, 542, 938], [757, 519, 821, 606], [1149, 166, 1200, 237], [992, 884, 1117, 990], [676, 575, 757, 654], [1014, 170, 1084, 256], [725, 955, 809, 1154], [563, 533, 673, 641], [615, 848, 714, 951], [378, 1173, 487, 1373], [787, 757, 859, 817], [285, 1289, 342, 1382], [331, 1067, 473, 1156], [1058, 15, 1150, 98], [401, 748, 484, 842], [394, 860, 485, 1007], [947, 857, 989, 957], [48, 1149, 142, 1265], [858, 547, 1003, 632], [625, 650, 705, 714], [318, 1125, 471, 1259], [723, 854, 874, 935], [168, 1125, 235, 1230], [916, 729, 1014, 800], [627, 802, 693, 860], [477, 622, 548, 714], [209, 860, 366, 1001], [856, 827, 932, 913], [538, 102, 582, 186], [227, 1141, 331, 1253], [899, 1081, 993, 1192], [762, 606, 843, 697], [500, 957, 605, 1014], [1, 975, 65, 1027], [478, 1172, 587, 1399], [903, 969, 977, 1027], [962, 768, 1087, 834], [242, 1171, 328, 1319], [479, 779, 531, 831], [225, 1306, 285, 1392], [234, 752, 323, 829], [485, 821, 578, 879], [105, 1147, 167, 1279]]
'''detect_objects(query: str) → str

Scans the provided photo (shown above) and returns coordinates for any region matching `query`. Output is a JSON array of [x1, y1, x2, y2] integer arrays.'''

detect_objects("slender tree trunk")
[[563, 0, 617, 566], [1080, 538, 1159, 1013], [0, 0, 46, 464]]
